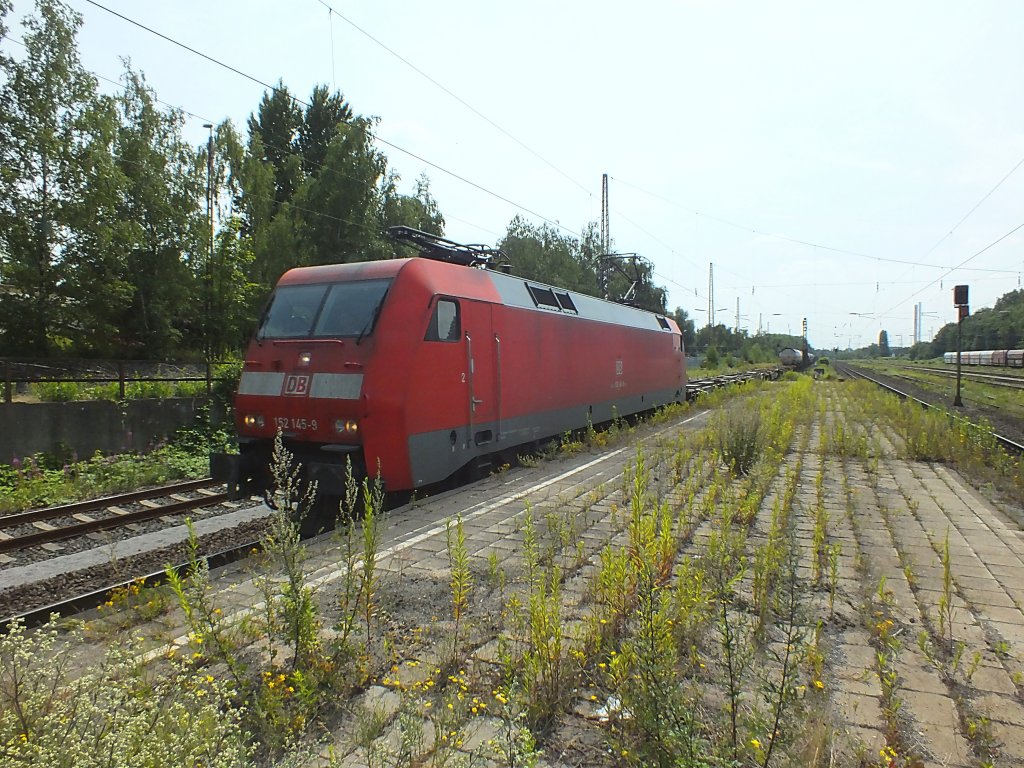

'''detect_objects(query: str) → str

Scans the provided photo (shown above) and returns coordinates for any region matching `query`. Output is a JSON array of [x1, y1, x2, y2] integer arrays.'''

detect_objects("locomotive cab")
[[212, 264, 401, 500]]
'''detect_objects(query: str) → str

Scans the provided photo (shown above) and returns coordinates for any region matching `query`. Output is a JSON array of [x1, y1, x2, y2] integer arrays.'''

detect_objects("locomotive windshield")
[[258, 279, 392, 339]]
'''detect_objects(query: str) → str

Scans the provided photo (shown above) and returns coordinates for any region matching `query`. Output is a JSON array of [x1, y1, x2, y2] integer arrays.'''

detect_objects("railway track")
[[1, 370, 779, 625], [0, 478, 234, 558], [888, 363, 1024, 390], [837, 363, 1024, 456]]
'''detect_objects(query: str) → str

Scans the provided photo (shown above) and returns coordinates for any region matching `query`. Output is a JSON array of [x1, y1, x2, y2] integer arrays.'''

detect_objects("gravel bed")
[[0, 518, 271, 621]]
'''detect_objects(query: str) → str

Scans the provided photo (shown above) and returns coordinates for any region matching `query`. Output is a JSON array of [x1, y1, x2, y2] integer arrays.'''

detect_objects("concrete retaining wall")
[[0, 398, 209, 462]]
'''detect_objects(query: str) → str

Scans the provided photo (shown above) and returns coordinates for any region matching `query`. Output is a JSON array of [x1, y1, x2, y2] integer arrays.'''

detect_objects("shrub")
[[717, 406, 763, 475], [0, 619, 251, 767]]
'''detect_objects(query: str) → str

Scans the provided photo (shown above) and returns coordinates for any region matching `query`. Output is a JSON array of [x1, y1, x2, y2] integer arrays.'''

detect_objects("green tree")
[[382, 172, 445, 239], [239, 88, 391, 298], [112, 69, 204, 357], [246, 82, 302, 212], [290, 117, 389, 266], [878, 329, 890, 357], [0, 0, 99, 354], [297, 84, 352, 175]]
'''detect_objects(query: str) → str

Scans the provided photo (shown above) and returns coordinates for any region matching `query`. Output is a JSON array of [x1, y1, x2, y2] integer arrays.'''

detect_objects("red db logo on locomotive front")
[[283, 375, 310, 396]]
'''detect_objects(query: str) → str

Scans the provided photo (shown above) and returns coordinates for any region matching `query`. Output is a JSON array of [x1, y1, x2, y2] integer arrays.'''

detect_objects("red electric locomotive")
[[212, 228, 687, 500]]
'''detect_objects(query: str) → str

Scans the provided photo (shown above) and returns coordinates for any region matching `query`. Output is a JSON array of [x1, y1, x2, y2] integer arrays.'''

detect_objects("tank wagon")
[[779, 347, 814, 370], [212, 228, 687, 499], [943, 349, 1024, 368]]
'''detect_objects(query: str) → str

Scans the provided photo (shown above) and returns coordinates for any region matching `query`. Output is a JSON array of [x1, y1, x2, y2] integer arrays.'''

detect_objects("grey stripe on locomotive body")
[[309, 373, 364, 400], [238, 371, 286, 396], [487, 269, 670, 331], [406, 387, 682, 488]]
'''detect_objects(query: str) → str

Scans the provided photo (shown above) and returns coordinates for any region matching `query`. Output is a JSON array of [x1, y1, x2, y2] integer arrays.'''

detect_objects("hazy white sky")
[[6, 0, 1024, 349]]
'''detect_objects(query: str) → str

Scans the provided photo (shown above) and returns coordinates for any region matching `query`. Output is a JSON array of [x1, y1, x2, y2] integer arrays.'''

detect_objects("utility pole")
[[708, 263, 714, 329], [203, 123, 214, 363], [600, 173, 609, 298]]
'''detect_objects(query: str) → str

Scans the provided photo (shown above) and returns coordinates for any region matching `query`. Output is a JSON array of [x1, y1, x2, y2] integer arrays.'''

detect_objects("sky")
[[4, 0, 1024, 350]]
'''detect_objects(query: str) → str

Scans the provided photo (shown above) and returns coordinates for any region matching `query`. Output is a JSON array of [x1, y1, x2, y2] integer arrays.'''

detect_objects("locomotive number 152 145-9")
[[274, 416, 319, 432]]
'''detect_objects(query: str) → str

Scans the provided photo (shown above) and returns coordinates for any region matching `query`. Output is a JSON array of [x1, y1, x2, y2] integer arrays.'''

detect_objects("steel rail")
[[888, 364, 1024, 389], [0, 491, 231, 554], [0, 478, 219, 528], [0, 537, 263, 630]]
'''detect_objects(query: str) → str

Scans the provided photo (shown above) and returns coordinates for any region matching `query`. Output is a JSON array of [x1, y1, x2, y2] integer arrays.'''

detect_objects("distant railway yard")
[[2, 372, 1023, 768]]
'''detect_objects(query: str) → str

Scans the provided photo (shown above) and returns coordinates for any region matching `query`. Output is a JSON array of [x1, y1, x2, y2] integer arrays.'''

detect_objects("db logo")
[[283, 375, 310, 396]]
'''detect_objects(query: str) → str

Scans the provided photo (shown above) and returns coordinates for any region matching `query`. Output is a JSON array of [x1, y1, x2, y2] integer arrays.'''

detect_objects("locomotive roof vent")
[[388, 226, 509, 270]]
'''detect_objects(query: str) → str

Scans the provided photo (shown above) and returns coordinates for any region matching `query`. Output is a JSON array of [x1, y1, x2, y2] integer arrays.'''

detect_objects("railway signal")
[[953, 285, 969, 407]]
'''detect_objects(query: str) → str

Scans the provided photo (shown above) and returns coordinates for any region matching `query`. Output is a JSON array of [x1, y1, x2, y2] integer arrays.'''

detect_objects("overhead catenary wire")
[[2, 33, 506, 249], [312, 0, 593, 199], [79, 0, 583, 240], [610, 175, 1018, 275]]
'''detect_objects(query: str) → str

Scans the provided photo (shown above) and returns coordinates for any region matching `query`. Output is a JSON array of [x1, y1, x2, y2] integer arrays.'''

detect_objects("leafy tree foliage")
[[0, 0, 674, 359], [0, 0, 98, 354], [930, 289, 1024, 354], [878, 329, 890, 356], [382, 172, 445, 239], [246, 82, 302, 212]]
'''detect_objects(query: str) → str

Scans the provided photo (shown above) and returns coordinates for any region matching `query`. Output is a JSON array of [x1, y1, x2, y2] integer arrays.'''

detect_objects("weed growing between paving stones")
[[843, 380, 1023, 498], [446, 514, 473, 663], [361, 471, 385, 653], [97, 576, 172, 628], [165, 438, 372, 755], [717, 401, 764, 475]]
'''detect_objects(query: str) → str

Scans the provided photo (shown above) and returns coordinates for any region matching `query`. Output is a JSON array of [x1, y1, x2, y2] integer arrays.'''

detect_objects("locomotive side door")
[[462, 300, 499, 447]]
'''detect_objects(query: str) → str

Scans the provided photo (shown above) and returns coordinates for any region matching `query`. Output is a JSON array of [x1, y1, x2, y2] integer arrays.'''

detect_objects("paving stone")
[[458, 716, 503, 752], [833, 691, 884, 729], [988, 721, 1024, 765], [898, 665, 948, 696], [973, 693, 1024, 726], [907, 706, 973, 765], [967, 664, 1019, 695], [841, 725, 886, 757]]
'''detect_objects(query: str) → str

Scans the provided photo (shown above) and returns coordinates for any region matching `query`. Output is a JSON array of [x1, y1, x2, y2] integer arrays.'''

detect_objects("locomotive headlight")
[[334, 418, 359, 434], [243, 414, 265, 428]]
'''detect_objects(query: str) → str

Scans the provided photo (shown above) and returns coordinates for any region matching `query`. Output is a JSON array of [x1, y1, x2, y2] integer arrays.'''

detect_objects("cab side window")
[[425, 299, 460, 342]]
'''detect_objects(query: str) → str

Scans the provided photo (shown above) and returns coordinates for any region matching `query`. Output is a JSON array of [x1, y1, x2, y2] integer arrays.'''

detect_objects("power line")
[[920, 153, 1024, 261], [610, 175, 1018, 274], [80, 0, 583, 239], [882, 218, 1024, 314], [312, 0, 593, 198], [2, 31, 500, 249]]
